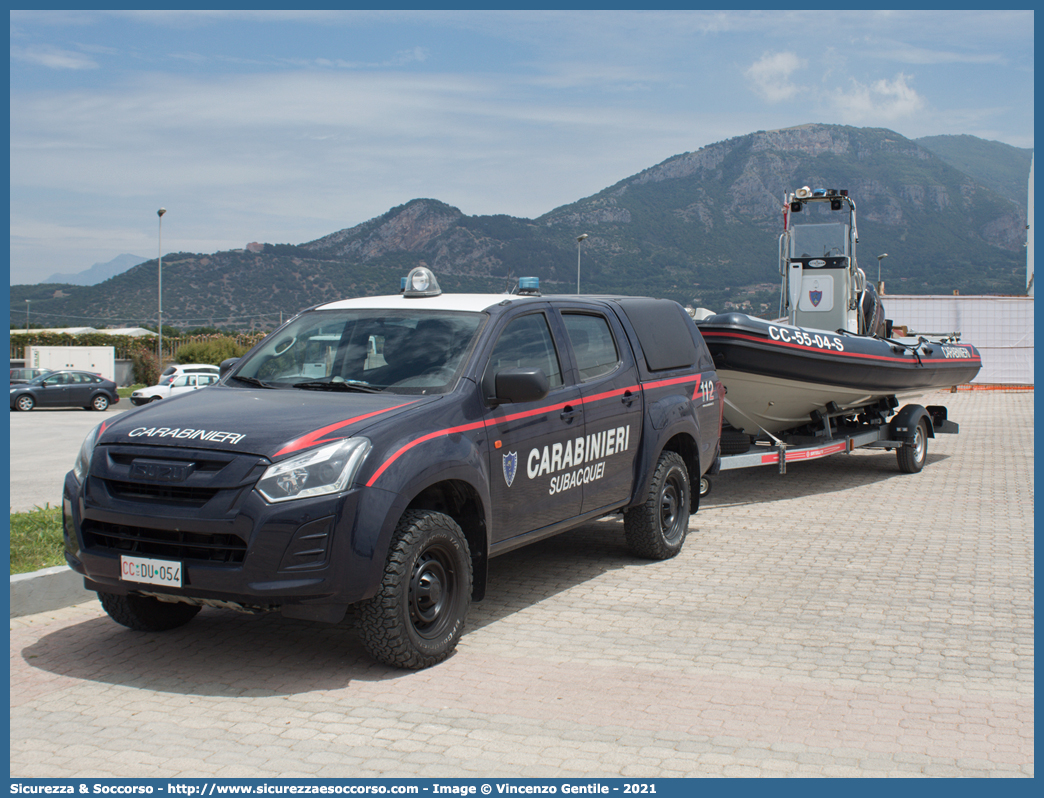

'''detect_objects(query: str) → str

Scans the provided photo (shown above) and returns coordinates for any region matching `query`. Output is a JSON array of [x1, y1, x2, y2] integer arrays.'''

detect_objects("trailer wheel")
[[358, 510, 472, 670], [98, 592, 201, 631], [897, 418, 929, 474], [624, 450, 690, 560]]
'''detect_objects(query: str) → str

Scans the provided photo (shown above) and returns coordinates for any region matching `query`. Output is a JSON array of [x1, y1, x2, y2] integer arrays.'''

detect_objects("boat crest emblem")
[[809, 287, 823, 307], [502, 451, 518, 487]]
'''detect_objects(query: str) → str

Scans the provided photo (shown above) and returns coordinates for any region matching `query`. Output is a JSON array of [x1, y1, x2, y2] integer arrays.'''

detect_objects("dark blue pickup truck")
[[63, 268, 723, 669]]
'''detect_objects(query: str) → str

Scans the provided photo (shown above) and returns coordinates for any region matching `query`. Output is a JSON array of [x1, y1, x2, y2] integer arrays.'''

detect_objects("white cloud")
[[874, 45, 1007, 66], [11, 45, 98, 70], [745, 52, 806, 103], [830, 73, 926, 124]]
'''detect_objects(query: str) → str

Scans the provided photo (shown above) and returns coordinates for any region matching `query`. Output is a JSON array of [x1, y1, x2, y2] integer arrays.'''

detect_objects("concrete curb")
[[10, 566, 93, 617]]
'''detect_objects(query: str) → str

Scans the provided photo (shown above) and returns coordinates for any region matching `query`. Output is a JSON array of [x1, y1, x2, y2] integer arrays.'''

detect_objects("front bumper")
[[62, 447, 400, 621]]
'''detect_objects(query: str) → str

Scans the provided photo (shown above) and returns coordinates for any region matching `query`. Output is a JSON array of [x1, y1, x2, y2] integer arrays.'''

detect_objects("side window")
[[172, 375, 190, 388], [485, 313, 563, 390], [563, 313, 620, 382]]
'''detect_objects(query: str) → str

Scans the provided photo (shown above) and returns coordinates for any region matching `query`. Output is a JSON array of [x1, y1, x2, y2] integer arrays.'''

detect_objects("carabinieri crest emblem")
[[502, 451, 518, 487]]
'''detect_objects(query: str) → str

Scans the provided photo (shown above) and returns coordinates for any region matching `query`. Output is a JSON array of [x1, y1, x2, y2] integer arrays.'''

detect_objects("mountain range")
[[42, 253, 149, 287], [11, 124, 1032, 331]]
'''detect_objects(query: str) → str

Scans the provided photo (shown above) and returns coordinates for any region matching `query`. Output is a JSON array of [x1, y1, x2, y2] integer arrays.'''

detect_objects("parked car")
[[156, 363, 221, 387], [131, 372, 220, 405], [10, 370, 119, 412], [9, 367, 52, 384]]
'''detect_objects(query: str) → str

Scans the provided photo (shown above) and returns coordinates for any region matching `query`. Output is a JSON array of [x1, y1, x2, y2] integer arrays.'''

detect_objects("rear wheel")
[[624, 450, 691, 560], [358, 510, 472, 669], [14, 395, 35, 412], [897, 418, 929, 473], [91, 394, 110, 411], [98, 592, 201, 631]]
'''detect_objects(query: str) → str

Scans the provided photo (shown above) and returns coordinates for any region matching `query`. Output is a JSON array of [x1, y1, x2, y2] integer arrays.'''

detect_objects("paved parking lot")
[[9, 403, 130, 513], [9, 390, 1034, 777]]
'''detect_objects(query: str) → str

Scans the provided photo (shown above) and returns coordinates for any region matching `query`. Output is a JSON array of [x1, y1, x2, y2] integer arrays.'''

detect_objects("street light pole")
[[25, 299, 30, 331], [876, 253, 888, 294], [576, 234, 589, 294], [157, 208, 166, 364]]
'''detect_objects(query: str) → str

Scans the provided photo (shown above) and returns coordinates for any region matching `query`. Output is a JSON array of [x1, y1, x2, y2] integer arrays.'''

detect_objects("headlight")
[[73, 423, 103, 482], [256, 437, 371, 503]]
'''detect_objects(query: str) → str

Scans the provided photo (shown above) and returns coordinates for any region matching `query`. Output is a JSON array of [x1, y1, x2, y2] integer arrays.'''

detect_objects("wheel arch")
[[629, 425, 701, 514], [659, 432, 701, 514], [403, 478, 489, 601], [889, 404, 935, 442]]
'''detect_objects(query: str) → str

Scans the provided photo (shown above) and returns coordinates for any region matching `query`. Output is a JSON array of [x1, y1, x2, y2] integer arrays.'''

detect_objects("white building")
[[884, 295, 1033, 385]]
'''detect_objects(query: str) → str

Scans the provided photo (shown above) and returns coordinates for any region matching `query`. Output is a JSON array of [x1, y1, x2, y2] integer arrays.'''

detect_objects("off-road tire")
[[98, 592, 201, 631], [624, 450, 691, 560], [91, 394, 110, 411], [897, 418, 929, 474], [14, 395, 35, 412], [358, 510, 472, 670]]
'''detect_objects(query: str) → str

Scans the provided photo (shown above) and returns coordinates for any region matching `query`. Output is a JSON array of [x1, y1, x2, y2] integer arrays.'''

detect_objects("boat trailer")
[[701, 399, 960, 495]]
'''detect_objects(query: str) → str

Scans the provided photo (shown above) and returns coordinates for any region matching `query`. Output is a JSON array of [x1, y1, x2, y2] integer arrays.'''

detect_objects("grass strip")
[[10, 505, 65, 575]]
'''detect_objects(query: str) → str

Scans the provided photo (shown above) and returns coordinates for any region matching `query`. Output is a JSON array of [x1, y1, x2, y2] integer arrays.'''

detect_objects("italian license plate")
[[120, 555, 182, 587]]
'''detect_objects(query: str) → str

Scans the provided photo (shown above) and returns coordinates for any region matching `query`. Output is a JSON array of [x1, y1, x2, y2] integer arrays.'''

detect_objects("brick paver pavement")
[[10, 391, 1033, 777]]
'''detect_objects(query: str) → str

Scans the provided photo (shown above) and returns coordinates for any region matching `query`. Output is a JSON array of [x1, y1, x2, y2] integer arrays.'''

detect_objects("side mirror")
[[219, 358, 240, 378], [493, 367, 549, 404]]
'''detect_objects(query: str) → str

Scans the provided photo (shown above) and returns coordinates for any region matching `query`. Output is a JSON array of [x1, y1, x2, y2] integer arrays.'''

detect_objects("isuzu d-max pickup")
[[64, 268, 723, 669]]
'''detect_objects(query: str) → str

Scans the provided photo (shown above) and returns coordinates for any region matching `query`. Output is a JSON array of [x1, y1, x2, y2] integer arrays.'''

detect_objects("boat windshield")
[[790, 222, 849, 259], [231, 308, 486, 395]]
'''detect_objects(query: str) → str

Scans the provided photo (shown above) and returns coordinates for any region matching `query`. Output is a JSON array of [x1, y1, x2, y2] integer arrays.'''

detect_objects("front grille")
[[105, 480, 221, 507], [83, 520, 247, 564]]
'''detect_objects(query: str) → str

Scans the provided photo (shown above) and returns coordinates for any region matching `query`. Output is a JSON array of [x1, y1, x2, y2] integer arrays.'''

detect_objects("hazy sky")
[[9, 9, 1035, 287]]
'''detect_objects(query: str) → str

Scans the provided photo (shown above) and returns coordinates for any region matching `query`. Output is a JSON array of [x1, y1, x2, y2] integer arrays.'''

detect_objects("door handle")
[[560, 405, 581, 423], [621, 390, 636, 407]]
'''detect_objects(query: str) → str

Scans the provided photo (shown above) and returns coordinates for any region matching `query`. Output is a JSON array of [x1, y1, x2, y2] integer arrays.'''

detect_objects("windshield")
[[232, 308, 486, 395], [790, 222, 849, 259]]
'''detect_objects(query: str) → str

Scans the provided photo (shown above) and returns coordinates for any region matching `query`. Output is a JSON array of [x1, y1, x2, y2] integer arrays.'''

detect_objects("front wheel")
[[98, 592, 201, 631], [358, 510, 472, 669], [13, 395, 35, 412], [897, 418, 929, 473], [624, 450, 691, 560]]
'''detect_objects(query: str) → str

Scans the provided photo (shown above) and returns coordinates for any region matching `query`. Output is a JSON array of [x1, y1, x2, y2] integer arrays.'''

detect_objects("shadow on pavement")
[[21, 448, 948, 694], [19, 521, 640, 694]]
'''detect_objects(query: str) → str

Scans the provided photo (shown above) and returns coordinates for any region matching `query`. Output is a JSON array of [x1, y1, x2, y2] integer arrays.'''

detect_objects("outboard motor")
[[859, 282, 887, 338]]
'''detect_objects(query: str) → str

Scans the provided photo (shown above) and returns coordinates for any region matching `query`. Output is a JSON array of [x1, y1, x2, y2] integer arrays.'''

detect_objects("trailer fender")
[[889, 404, 935, 443]]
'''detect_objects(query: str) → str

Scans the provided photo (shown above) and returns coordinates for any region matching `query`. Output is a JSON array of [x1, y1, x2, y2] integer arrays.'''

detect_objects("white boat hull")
[[719, 368, 928, 436]]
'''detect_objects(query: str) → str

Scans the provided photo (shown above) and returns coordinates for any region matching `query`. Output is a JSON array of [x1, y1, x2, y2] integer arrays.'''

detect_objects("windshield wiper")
[[231, 375, 273, 388], [292, 379, 381, 393]]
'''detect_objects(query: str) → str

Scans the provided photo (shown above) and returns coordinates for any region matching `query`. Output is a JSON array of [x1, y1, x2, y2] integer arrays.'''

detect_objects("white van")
[[131, 366, 220, 406], [157, 363, 220, 383]]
